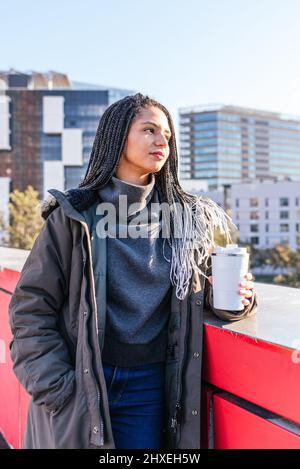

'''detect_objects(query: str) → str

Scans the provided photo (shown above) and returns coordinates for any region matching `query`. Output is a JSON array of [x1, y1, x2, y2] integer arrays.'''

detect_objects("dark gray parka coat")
[[8, 188, 257, 449]]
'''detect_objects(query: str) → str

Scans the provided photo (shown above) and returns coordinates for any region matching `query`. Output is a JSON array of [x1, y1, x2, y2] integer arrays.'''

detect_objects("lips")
[[150, 152, 165, 160]]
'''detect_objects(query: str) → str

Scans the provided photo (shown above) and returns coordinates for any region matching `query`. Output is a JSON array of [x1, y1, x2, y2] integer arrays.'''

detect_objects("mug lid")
[[212, 244, 247, 256]]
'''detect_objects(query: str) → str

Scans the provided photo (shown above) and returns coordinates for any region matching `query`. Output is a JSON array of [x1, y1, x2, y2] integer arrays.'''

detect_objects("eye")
[[144, 128, 171, 142]]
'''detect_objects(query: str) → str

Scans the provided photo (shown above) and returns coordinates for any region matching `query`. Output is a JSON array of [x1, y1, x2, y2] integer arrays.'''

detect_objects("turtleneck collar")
[[98, 173, 156, 216]]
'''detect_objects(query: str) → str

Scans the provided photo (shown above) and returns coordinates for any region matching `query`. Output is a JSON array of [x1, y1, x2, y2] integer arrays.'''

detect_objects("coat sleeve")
[[8, 207, 75, 413], [203, 260, 258, 321]]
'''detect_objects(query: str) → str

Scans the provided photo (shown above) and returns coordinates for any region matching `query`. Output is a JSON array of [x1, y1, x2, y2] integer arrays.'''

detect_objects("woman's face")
[[116, 106, 172, 184]]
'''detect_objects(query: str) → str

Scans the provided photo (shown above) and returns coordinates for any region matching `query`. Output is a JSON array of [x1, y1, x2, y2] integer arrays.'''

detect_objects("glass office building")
[[179, 104, 300, 190], [0, 70, 134, 198]]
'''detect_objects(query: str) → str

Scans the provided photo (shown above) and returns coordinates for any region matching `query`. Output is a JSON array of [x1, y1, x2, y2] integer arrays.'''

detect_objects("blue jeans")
[[102, 361, 166, 449]]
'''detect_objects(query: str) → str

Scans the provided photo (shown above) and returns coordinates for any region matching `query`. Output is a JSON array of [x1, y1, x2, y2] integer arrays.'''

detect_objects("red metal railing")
[[0, 268, 30, 449]]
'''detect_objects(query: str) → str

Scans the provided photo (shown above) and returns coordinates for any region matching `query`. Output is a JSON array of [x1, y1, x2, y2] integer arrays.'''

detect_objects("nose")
[[155, 133, 169, 147]]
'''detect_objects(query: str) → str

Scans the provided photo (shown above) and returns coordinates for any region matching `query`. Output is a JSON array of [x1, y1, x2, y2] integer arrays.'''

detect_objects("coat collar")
[[40, 188, 99, 221]]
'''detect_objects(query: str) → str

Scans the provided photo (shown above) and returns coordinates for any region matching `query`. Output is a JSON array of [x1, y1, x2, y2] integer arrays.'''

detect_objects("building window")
[[265, 211, 269, 219], [265, 198, 269, 207], [250, 211, 259, 220], [280, 211, 289, 219], [296, 223, 300, 233], [236, 212, 240, 220], [280, 223, 289, 232], [280, 237, 289, 245], [251, 236, 259, 245], [296, 197, 299, 207], [235, 199, 239, 207], [236, 223, 240, 231], [250, 197, 259, 207], [250, 224, 259, 233], [279, 197, 289, 207], [265, 223, 269, 232]]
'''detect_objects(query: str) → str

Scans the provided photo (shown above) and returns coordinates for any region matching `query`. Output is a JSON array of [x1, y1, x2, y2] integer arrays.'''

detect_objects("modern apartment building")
[[0, 69, 134, 198], [179, 104, 300, 190], [231, 180, 300, 250]]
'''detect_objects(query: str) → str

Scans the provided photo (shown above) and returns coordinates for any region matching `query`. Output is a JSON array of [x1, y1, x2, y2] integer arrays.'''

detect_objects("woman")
[[9, 93, 257, 449]]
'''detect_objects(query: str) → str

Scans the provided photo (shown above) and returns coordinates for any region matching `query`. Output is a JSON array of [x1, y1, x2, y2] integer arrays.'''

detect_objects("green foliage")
[[8, 186, 43, 250], [238, 240, 299, 288], [214, 225, 239, 247]]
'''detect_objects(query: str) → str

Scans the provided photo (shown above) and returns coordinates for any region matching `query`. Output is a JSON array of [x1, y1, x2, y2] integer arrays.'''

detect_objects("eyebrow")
[[141, 121, 172, 136]]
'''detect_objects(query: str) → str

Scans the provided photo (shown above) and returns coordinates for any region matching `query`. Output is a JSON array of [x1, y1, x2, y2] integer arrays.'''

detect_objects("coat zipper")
[[80, 220, 104, 446], [171, 298, 191, 436], [96, 388, 104, 445]]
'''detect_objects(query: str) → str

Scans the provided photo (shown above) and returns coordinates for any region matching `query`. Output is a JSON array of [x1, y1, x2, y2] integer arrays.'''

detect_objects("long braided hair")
[[79, 93, 235, 299]]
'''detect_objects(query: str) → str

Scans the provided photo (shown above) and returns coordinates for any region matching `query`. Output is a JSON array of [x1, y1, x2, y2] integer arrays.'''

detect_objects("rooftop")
[[0, 69, 134, 94], [179, 103, 300, 122]]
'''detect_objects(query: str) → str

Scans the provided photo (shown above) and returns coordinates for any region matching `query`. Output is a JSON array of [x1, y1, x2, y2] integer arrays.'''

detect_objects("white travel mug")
[[211, 244, 249, 311]]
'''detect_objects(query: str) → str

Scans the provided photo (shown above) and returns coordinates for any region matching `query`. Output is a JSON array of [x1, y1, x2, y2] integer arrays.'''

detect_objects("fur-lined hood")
[[39, 188, 99, 220]]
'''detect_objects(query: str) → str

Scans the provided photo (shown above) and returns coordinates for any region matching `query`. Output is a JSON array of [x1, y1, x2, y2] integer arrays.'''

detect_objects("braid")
[[79, 93, 235, 299]]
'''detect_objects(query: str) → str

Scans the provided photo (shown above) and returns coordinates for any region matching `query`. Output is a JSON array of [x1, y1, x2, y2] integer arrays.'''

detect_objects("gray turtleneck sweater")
[[84, 175, 172, 367]]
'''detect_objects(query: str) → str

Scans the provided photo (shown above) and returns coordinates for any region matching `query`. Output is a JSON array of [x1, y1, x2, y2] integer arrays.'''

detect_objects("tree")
[[273, 247, 300, 288], [213, 224, 239, 247], [8, 185, 44, 250], [267, 244, 294, 270]]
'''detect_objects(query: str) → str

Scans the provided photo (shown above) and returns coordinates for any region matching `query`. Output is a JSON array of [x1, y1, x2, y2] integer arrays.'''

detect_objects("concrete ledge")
[[0, 247, 29, 272]]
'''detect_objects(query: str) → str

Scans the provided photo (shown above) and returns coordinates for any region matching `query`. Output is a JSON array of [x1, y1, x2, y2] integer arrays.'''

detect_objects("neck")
[[115, 166, 151, 186], [98, 173, 156, 217]]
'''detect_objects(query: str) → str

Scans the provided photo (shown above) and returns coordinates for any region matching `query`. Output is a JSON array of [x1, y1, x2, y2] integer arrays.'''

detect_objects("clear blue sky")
[[2, 0, 300, 134]]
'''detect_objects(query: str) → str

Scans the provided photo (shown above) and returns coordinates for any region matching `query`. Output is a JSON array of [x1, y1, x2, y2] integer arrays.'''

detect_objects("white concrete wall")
[[43, 161, 64, 199], [0, 95, 11, 150], [43, 96, 64, 134], [180, 178, 208, 194], [180, 179, 226, 208], [204, 188, 225, 208], [62, 129, 83, 166], [231, 180, 300, 249]]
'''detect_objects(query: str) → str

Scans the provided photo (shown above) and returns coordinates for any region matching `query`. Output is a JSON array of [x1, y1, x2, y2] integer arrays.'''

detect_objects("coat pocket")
[[48, 382, 90, 448]]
